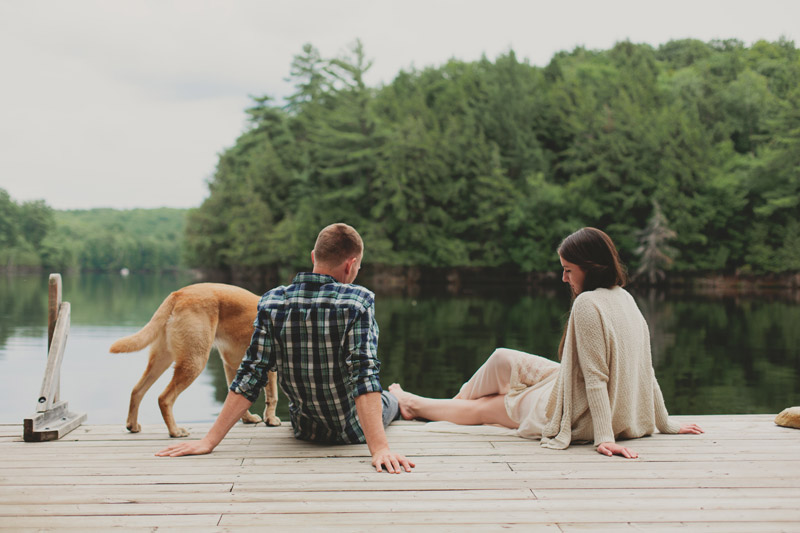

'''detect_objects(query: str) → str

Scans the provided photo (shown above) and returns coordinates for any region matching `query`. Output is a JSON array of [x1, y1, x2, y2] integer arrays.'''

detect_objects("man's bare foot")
[[388, 383, 417, 420]]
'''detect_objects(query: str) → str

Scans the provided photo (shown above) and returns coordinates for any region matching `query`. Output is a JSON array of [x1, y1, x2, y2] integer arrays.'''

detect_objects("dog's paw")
[[170, 427, 190, 438], [126, 423, 141, 433], [241, 412, 262, 425], [265, 415, 281, 427]]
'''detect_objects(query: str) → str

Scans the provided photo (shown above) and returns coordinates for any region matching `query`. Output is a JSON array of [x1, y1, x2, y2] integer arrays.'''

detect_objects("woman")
[[389, 227, 703, 458]]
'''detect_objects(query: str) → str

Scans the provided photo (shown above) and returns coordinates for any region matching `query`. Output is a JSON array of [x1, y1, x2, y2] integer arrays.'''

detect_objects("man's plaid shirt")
[[230, 272, 383, 444]]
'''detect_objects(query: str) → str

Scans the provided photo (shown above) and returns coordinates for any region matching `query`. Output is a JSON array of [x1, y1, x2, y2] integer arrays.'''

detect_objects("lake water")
[[2, 272, 798, 431]]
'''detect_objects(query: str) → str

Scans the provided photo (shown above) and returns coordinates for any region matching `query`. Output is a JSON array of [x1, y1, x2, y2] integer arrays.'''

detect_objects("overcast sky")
[[1, 0, 798, 210]]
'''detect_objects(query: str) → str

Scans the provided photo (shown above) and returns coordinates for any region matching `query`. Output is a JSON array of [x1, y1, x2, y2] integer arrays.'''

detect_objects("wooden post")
[[47, 273, 61, 352], [23, 274, 87, 442], [37, 300, 69, 412]]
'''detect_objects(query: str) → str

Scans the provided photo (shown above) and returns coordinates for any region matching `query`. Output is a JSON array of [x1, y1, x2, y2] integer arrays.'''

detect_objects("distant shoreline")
[[4, 265, 798, 295], [202, 264, 800, 295]]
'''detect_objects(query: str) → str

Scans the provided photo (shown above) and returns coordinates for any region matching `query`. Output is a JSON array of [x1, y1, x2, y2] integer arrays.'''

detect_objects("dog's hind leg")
[[263, 371, 281, 426], [158, 359, 206, 438], [158, 324, 214, 438], [221, 359, 262, 425], [127, 342, 172, 433]]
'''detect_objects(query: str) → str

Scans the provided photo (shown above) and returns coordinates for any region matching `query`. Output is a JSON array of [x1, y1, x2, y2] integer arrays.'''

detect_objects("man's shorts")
[[381, 390, 401, 427]]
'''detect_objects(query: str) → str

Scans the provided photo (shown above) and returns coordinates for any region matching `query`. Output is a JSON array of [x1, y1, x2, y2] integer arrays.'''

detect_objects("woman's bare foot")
[[388, 383, 418, 420]]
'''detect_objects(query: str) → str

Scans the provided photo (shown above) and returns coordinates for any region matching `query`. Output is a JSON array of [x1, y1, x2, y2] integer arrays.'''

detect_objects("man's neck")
[[312, 266, 344, 283]]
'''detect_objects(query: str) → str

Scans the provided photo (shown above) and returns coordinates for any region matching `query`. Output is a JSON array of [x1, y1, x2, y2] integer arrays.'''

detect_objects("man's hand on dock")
[[371, 448, 415, 474], [155, 439, 214, 457]]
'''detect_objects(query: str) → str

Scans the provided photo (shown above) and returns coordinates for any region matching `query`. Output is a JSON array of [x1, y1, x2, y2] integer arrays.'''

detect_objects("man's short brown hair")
[[313, 223, 363, 267]]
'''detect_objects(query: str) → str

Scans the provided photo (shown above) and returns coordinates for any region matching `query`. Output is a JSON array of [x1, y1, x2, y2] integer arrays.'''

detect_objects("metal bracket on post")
[[23, 274, 87, 442]]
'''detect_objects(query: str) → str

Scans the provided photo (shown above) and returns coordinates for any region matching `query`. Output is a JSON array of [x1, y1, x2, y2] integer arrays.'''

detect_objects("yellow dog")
[[110, 283, 280, 437]]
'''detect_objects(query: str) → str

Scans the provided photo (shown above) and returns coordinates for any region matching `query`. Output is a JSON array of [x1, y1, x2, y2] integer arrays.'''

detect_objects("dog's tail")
[[109, 291, 178, 353]]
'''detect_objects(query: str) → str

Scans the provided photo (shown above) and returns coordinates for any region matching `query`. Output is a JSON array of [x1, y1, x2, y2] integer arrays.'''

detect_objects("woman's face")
[[560, 256, 586, 296]]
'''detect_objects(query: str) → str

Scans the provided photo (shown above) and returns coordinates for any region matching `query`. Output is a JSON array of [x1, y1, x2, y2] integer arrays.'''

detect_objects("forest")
[[184, 38, 800, 277], [3, 38, 799, 278], [0, 192, 185, 272]]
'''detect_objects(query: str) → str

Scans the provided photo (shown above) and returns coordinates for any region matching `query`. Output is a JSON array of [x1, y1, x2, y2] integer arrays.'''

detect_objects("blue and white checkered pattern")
[[231, 272, 382, 444]]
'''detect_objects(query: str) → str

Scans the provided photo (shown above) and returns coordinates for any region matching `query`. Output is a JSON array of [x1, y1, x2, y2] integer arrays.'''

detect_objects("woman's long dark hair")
[[558, 227, 627, 293], [557, 227, 628, 358]]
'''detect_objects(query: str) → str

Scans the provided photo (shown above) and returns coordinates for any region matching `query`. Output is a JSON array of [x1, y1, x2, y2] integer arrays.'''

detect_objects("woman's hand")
[[597, 442, 638, 458], [678, 423, 704, 434]]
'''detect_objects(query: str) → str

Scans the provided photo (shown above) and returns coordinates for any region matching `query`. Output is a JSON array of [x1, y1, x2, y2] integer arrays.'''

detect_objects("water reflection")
[[0, 275, 48, 350], [211, 284, 800, 421], [639, 289, 800, 415], [1, 273, 798, 425]]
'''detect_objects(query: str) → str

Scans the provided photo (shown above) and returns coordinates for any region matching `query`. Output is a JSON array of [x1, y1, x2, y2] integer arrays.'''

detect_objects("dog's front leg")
[[263, 370, 281, 426]]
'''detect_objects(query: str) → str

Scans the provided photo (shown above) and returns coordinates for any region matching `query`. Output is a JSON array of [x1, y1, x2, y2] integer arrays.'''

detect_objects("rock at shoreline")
[[774, 407, 800, 429]]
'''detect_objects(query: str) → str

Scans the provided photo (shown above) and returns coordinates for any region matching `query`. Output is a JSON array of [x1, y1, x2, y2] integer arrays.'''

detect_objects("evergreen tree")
[[636, 202, 678, 283]]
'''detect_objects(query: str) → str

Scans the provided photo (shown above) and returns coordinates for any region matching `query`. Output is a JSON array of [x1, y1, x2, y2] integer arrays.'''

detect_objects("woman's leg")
[[454, 348, 523, 400], [387, 384, 517, 429]]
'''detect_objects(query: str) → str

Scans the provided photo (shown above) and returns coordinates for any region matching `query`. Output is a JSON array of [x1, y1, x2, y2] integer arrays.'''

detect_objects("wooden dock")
[[1, 414, 798, 531]]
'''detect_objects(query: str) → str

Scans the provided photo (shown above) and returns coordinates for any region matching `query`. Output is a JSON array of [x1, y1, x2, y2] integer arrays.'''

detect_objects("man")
[[156, 223, 414, 473]]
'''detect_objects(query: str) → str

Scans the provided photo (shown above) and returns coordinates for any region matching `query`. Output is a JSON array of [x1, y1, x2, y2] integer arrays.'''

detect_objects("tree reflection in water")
[[209, 285, 800, 420], [2, 274, 797, 422]]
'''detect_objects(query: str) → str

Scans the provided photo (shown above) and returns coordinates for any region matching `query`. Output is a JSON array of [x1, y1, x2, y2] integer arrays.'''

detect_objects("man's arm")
[[348, 298, 413, 473], [355, 391, 414, 473], [155, 390, 253, 457]]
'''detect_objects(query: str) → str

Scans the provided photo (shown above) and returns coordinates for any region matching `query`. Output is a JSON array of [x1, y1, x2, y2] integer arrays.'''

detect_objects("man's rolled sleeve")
[[230, 315, 275, 403], [348, 303, 382, 398]]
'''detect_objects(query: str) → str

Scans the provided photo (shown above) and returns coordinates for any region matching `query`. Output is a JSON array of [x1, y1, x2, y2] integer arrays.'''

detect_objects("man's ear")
[[310, 250, 316, 265], [343, 256, 356, 275]]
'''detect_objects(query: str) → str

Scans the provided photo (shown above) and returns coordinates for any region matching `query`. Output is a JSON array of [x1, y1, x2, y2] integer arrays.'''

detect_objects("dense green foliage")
[[4, 38, 798, 277], [0, 192, 187, 272], [0, 190, 55, 270], [185, 38, 800, 275]]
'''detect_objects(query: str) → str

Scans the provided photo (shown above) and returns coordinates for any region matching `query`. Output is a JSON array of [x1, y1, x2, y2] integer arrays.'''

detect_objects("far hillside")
[[1, 188, 188, 273], [51, 208, 188, 272]]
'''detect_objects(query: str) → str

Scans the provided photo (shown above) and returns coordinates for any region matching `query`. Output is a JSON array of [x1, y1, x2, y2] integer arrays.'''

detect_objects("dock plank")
[[0, 414, 798, 531]]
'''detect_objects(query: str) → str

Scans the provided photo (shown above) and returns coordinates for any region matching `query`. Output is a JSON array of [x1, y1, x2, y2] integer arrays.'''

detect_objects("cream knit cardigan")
[[536, 286, 681, 449]]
